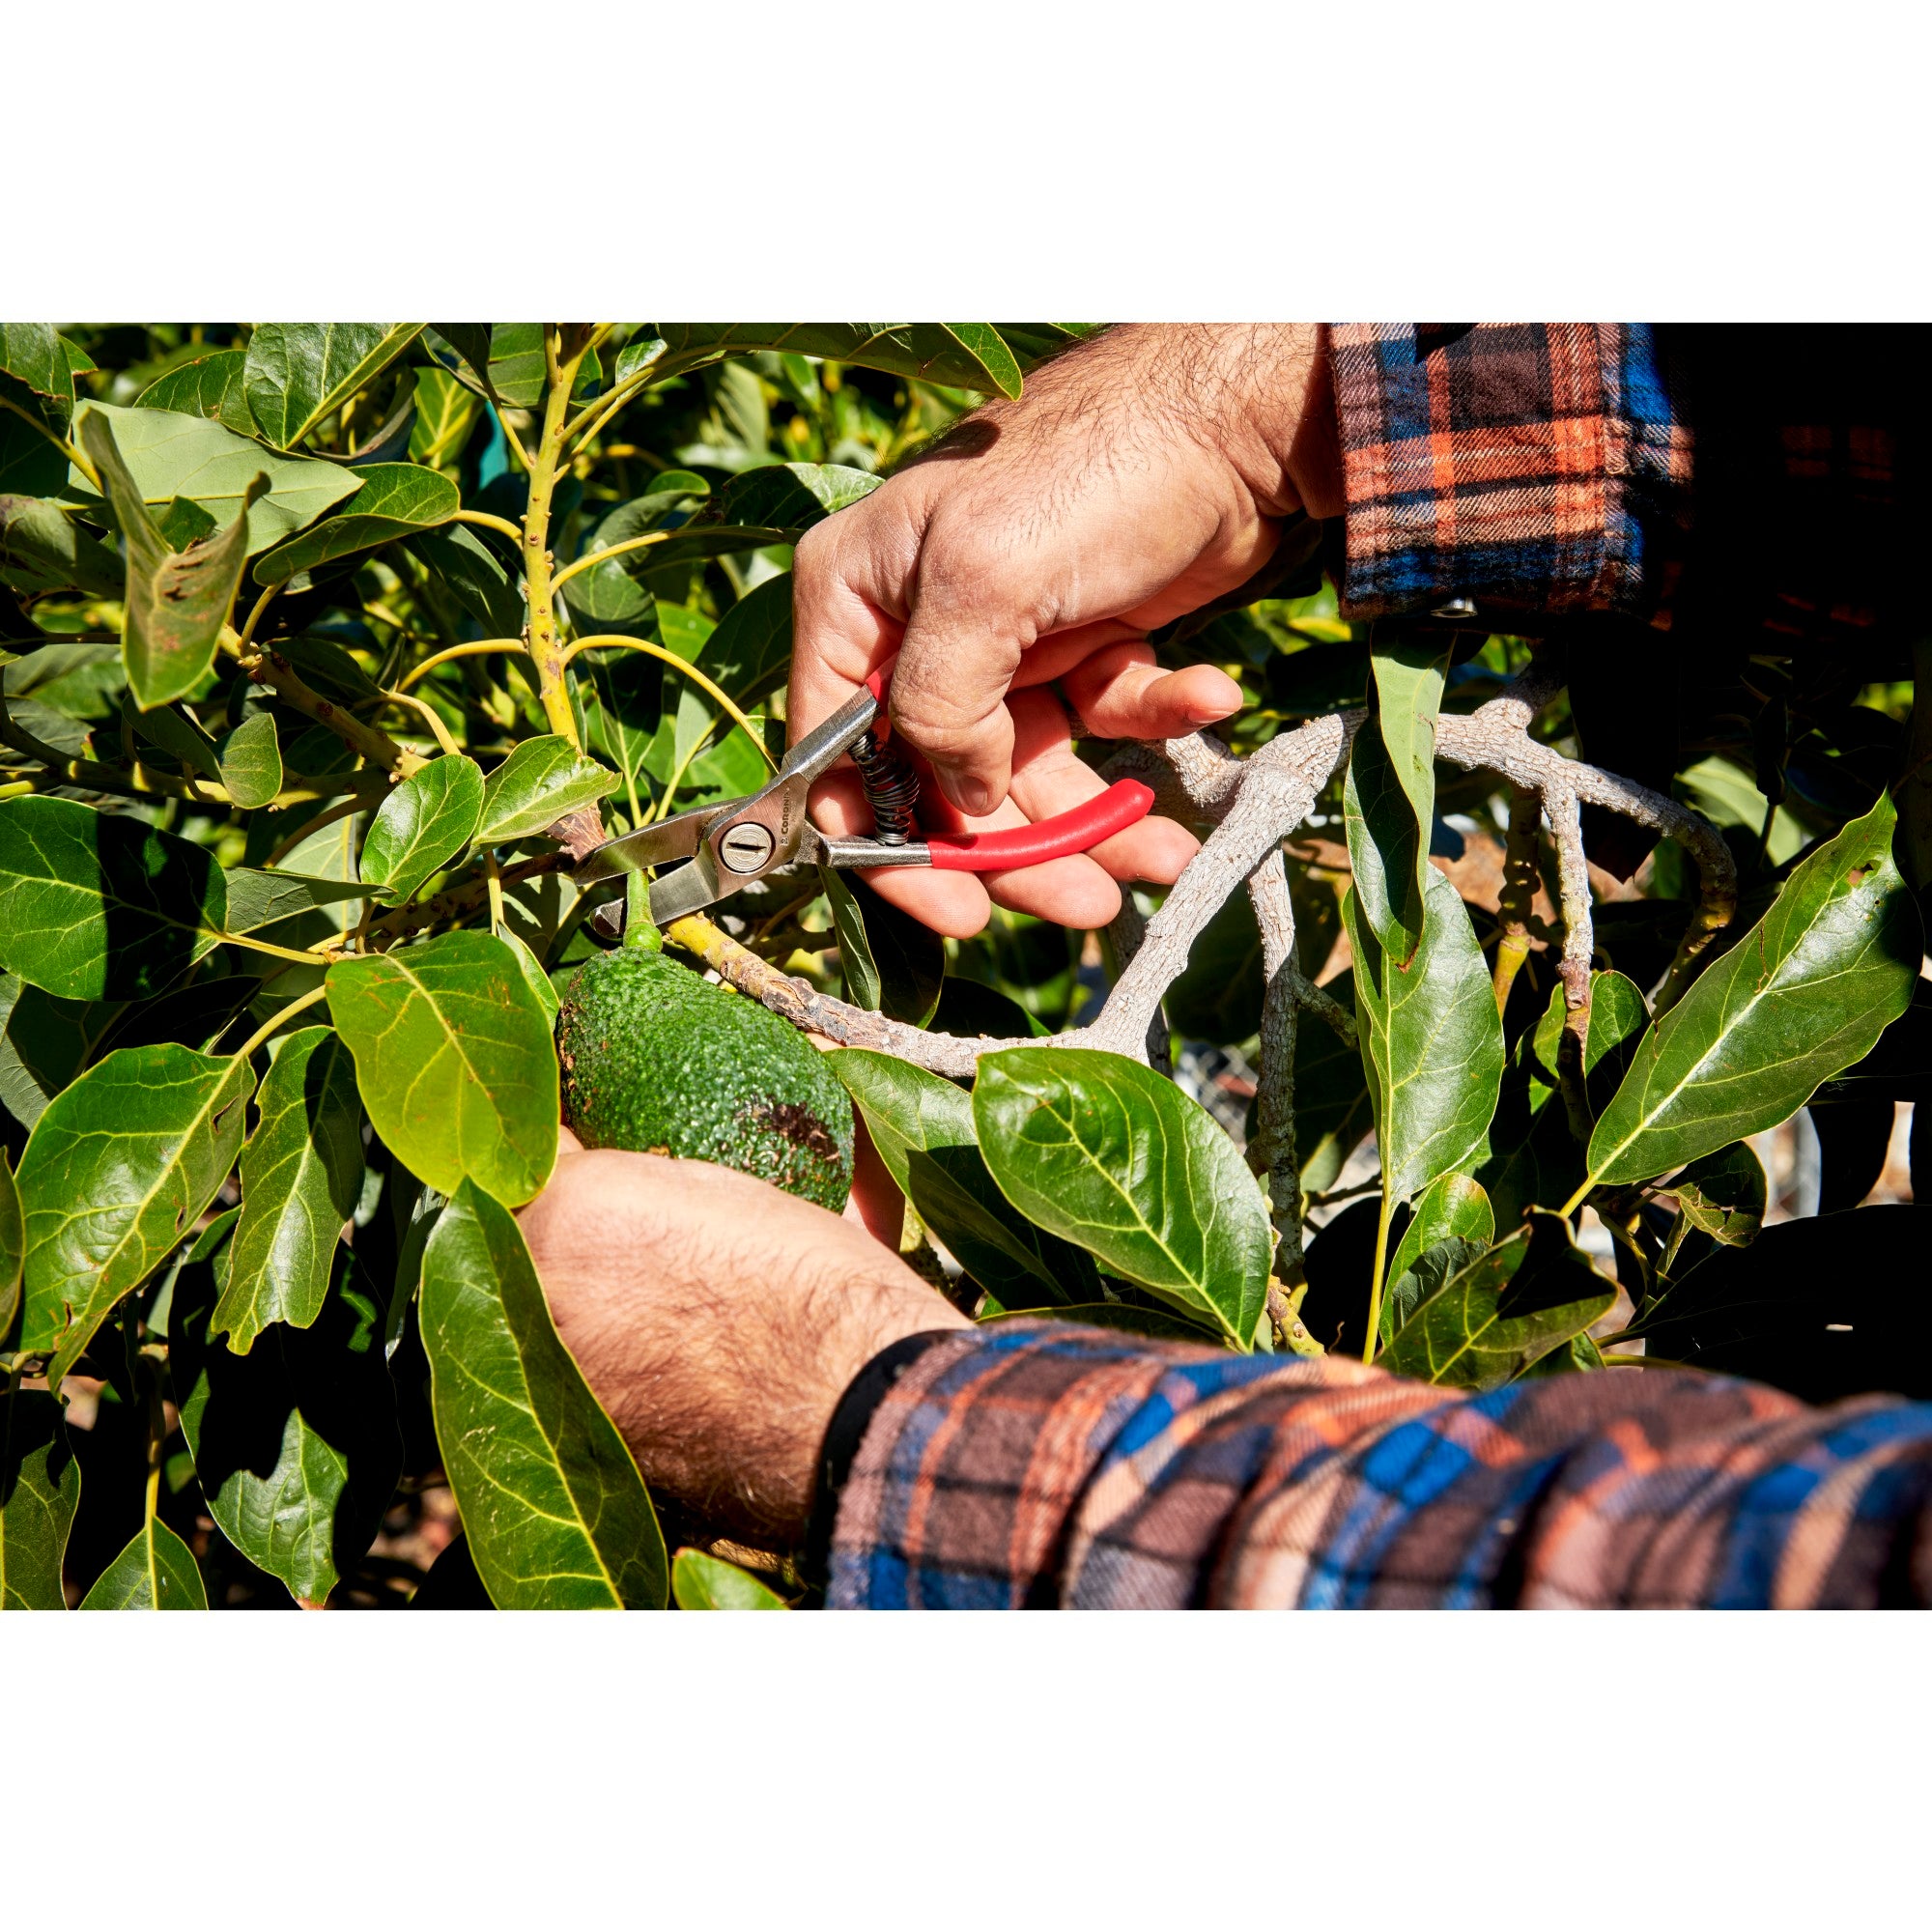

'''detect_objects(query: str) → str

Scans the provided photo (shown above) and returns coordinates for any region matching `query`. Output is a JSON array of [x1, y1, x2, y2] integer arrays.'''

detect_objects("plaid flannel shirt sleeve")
[[825, 1321, 1932, 1608], [1328, 323, 1692, 621]]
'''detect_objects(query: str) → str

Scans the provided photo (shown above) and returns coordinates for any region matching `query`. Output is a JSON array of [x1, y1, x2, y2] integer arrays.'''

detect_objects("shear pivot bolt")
[[719, 823, 776, 872]]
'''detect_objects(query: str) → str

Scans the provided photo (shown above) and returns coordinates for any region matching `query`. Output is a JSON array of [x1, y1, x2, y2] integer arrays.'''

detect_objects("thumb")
[[889, 585, 1027, 817]]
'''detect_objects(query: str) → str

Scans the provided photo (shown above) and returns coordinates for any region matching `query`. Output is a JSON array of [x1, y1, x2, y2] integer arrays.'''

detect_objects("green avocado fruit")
[[555, 946, 855, 1211]]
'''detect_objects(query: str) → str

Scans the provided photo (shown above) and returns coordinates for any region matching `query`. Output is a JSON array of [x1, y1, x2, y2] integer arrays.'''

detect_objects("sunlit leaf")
[[0, 1387, 78, 1608], [1344, 640, 1446, 965], [0, 495, 123, 598], [214, 711, 282, 809], [134, 350, 256, 435], [251, 462, 459, 585], [656, 325, 1024, 399], [77, 1516, 206, 1609], [218, 1028, 363, 1351], [1381, 1171, 1493, 1344], [17, 1042, 253, 1387], [974, 1046, 1269, 1346], [359, 754, 484, 903], [419, 1180, 666, 1609], [327, 930, 558, 1207], [242, 324, 425, 448], [671, 1548, 786, 1609], [473, 735, 617, 847]]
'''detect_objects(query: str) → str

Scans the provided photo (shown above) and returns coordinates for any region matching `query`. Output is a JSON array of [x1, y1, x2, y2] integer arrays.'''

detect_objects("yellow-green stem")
[[522, 328, 589, 748], [397, 639, 527, 691], [229, 982, 330, 1063], [1362, 1188, 1396, 1364], [449, 507, 526, 544]]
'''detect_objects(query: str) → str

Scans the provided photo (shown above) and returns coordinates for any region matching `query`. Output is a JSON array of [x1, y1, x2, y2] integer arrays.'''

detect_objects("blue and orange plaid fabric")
[[826, 1322, 1932, 1608]]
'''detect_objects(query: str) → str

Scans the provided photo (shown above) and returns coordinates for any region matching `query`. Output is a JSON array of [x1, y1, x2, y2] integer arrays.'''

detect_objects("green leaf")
[[1585, 797, 1922, 1190], [830, 871, 942, 1028], [704, 572, 794, 705], [0, 796, 226, 999], [1293, 971, 1373, 1196], [17, 1043, 253, 1386], [77, 1515, 206, 1609], [1381, 1172, 1493, 1344], [251, 462, 460, 585], [717, 463, 882, 530], [500, 929, 559, 1027], [134, 350, 256, 435], [242, 325, 426, 449], [0, 495, 124, 598], [69, 402, 360, 554], [0, 326, 71, 408], [409, 525, 525, 639], [125, 691, 221, 781], [979, 1298, 1221, 1343], [218, 1028, 363, 1352], [1343, 642, 1446, 965], [992, 323, 1100, 367], [327, 930, 558, 1207], [1526, 969, 1650, 1120], [562, 477, 710, 627], [221, 866, 367, 934], [408, 369, 481, 469], [671, 1548, 786, 1609], [0, 1388, 78, 1607], [973, 1046, 1270, 1346], [1381, 1212, 1616, 1388], [1660, 1142, 1766, 1247], [359, 754, 484, 903], [173, 1209, 401, 1605], [78, 410, 266, 709], [419, 1180, 666, 1609], [155, 495, 216, 548], [1347, 866, 1504, 1204], [0, 1151, 19, 1340], [832, 1047, 1099, 1307], [0, 976, 122, 1129], [474, 735, 617, 846], [657, 325, 1024, 399], [214, 711, 282, 809], [477, 326, 601, 411]]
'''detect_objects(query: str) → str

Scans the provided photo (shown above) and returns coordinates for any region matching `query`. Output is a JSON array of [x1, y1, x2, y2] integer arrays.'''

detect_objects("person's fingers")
[[1060, 642, 1243, 740], [786, 502, 915, 740], [556, 1123, 585, 1155], [808, 767, 993, 938], [887, 586, 1024, 818]]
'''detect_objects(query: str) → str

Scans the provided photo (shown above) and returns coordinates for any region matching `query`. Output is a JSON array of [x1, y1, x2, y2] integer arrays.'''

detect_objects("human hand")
[[787, 324, 1344, 937], [520, 1129, 968, 1549]]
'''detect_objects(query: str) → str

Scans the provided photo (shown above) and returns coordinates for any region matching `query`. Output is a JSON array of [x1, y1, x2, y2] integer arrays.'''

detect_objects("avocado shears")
[[574, 664, 1157, 923]]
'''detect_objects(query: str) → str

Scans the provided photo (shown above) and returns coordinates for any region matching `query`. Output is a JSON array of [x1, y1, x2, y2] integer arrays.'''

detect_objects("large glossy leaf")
[[174, 1209, 401, 1605], [252, 462, 459, 585], [408, 369, 480, 469], [1344, 641, 1447, 964], [0, 1152, 19, 1339], [360, 754, 484, 903], [1585, 797, 1921, 1190], [0, 797, 226, 1000], [134, 350, 256, 434], [0, 495, 124, 598], [656, 325, 1023, 399], [78, 410, 265, 709], [716, 463, 882, 530], [973, 1047, 1269, 1346], [832, 1047, 1099, 1306], [0, 1388, 77, 1608], [0, 977, 121, 1129], [327, 930, 557, 1207], [473, 735, 617, 846], [77, 1516, 206, 1609], [671, 1548, 786, 1609], [703, 572, 794, 704], [1525, 969, 1649, 1120], [214, 712, 282, 810], [409, 525, 525, 639], [1381, 1213, 1615, 1387], [1347, 867, 1504, 1204], [1380, 1172, 1493, 1344], [218, 1028, 363, 1351], [17, 1043, 252, 1386], [473, 326, 602, 411], [419, 1180, 666, 1609], [221, 866, 368, 934], [563, 475, 709, 627], [68, 403, 360, 553], [0, 325, 71, 407], [242, 324, 425, 449]]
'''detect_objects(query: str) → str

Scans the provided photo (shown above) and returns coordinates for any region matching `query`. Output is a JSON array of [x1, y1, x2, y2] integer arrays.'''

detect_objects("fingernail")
[[952, 777, 992, 815]]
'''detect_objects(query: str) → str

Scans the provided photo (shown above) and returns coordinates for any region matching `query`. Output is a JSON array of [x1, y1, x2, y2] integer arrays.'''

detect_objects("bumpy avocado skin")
[[555, 948, 854, 1211]]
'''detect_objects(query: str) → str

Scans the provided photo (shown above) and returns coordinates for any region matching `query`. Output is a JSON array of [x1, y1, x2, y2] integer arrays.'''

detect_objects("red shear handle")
[[925, 781, 1156, 871]]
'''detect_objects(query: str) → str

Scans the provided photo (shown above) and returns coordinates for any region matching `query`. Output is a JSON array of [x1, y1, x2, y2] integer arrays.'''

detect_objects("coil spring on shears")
[[850, 728, 921, 844]]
